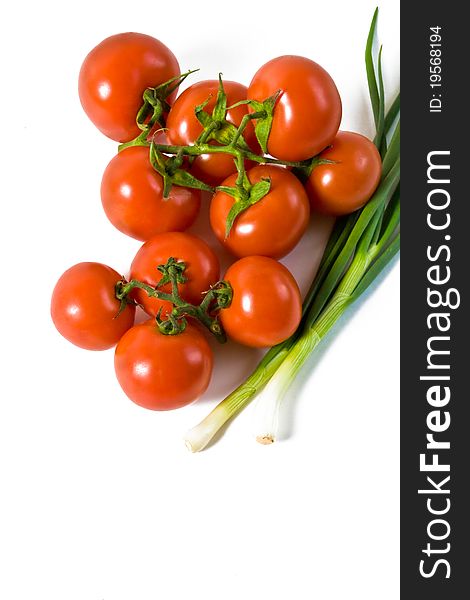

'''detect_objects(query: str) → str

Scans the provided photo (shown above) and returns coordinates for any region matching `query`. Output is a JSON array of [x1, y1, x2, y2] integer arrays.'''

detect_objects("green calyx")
[[250, 90, 281, 154], [218, 176, 272, 238], [194, 75, 252, 152], [114, 279, 137, 318], [118, 69, 199, 152], [293, 156, 338, 181], [137, 69, 200, 132], [115, 258, 232, 343], [229, 90, 281, 154]]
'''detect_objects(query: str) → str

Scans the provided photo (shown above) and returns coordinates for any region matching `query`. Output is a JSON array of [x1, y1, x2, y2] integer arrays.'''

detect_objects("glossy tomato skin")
[[115, 320, 213, 410], [210, 165, 310, 259], [79, 33, 180, 142], [248, 55, 342, 161], [51, 262, 135, 350], [306, 131, 382, 216], [101, 146, 201, 241], [166, 80, 258, 185], [130, 232, 220, 317], [220, 256, 302, 348]]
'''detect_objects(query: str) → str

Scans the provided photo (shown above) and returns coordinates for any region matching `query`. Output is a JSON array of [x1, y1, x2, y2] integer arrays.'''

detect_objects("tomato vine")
[[116, 257, 232, 343]]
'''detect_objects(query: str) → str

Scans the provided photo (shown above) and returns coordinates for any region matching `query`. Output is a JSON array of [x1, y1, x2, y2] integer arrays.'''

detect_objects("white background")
[[0, 1, 399, 598]]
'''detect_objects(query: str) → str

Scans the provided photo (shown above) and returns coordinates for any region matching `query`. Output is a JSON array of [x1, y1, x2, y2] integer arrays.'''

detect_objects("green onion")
[[365, 8, 381, 135]]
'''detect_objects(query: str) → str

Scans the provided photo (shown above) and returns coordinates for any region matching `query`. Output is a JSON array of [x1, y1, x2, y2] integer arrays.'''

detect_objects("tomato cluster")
[[52, 32, 382, 412]]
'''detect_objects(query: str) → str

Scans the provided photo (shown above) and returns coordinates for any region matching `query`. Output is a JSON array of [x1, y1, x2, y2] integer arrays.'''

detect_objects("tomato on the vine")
[[248, 55, 342, 161], [210, 165, 310, 259], [101, 146, 201, 241], [51, 262, 135, 350], [166, 80, 259, 185], [130, 232, 220, 317], [220, 256, 302, 348], [115, 320, 213, 410], [78, 33, 180, 142], [305, 131, 382, 216]]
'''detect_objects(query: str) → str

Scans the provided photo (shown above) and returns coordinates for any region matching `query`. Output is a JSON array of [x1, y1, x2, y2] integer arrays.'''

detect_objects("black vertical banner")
[[401, 2, 468, 598]]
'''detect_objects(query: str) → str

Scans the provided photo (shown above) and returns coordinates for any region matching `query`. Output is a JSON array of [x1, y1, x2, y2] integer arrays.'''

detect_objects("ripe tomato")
[[166, 80, 258, 185], [130, 232, 220, 316], [51, 262, 135, 350], [220, 256, 302, 348], [248, 55, 342, 161], [210, 165, 310, 259], [101, 146, 201, 241], [79, 33, 180, 142], [305, 131, 382, 216], [115, 320, 213, 410]]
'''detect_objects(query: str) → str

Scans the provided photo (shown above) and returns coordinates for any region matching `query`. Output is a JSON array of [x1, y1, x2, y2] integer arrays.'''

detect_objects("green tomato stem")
[[118, 131, 150, 153], [230, 110, 266, 147], [197, 120, 220, 145], [152, 142, 311, 169]]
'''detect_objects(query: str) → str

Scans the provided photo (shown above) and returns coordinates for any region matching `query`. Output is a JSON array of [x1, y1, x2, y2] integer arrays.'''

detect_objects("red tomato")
[[78, 33, 180, 142], [51, 262, 135, 350], [305, 131, 382, 216], [130, 232, 220, 316], [101, 146, 201, 241], [220, 256, 302, 348], [115, 320, 213, 410], [166, 80, 259, 185], [248, 55, 342, 161], [210, 165, 310, 259]]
